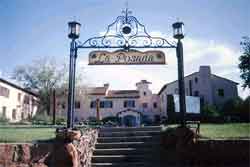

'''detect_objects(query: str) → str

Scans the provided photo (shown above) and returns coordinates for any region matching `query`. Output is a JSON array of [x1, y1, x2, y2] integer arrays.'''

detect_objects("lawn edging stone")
[[0, 128, 98, 167]]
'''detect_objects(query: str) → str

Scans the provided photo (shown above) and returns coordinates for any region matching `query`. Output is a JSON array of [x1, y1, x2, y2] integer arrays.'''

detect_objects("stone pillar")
[[53, 128, 81, 167]]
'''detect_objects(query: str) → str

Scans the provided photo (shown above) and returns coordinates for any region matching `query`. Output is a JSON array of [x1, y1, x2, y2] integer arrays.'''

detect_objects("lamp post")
[[67, 21, 81, 129], [96, 98, 100, 121], [172, 22, 186, 127]]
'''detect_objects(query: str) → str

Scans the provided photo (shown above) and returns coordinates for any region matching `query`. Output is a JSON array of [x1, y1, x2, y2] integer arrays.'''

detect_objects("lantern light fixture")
[[68, 21, 81, 39], [172, 22, 184, 40]]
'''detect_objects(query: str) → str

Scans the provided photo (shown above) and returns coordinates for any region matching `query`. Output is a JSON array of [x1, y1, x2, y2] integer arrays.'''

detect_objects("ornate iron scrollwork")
[[77, 8, 176, 49]]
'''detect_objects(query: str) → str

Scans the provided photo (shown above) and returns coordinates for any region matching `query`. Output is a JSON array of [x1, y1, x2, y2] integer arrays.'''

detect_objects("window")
[[194, 91, 199, 96], [218, 89, 224, 97], [195, 77, 198, 83], [2, 107, 6, 118], [142, 103, 148, 108], [21, 112, 24, 120], [32, 98, 37, 106], [0, 86, 10, 98], [90, 101, 97, 108], [18, 93, 21, 101], [23, 95, 30, 104], [12, 109, 16, 120], [153, 102, 157, 108], [124, 100, 135, 108], [189, 80, 193, 96], [100, 101, 104, 108], [75, 101, 81, 109], [100, 101, 113, 108], [143, 92, 147, 96], [62, 102, 65, 109]]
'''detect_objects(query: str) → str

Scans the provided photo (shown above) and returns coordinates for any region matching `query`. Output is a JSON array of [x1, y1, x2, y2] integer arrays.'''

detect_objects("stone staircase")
[[91, 126, 163, 167]]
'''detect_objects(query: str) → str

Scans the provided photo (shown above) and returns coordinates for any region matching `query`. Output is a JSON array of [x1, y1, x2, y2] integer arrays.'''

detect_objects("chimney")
[[199, 66, 211, 76], [104, 83, 109, 89]]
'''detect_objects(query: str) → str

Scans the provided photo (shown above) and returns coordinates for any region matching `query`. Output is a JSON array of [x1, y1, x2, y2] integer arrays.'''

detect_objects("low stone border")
[[161, 127, 250, 166], [0, 129, 98, 167]]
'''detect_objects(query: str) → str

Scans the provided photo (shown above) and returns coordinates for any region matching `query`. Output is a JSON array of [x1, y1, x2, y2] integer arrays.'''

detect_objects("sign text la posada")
[[66, 8, 187, 128], [89, 50, 166, 65]]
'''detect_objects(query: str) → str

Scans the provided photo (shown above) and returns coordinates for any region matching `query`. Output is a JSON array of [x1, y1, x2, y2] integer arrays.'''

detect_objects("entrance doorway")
[[123, 115, 137, 127], [117, 109, 141, 127]]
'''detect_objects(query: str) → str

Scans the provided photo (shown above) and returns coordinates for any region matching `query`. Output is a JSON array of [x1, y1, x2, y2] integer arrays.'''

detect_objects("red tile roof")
[[106, 90, 140, 98], [87, 87, 108, 95], [0, 78, 38, 97]]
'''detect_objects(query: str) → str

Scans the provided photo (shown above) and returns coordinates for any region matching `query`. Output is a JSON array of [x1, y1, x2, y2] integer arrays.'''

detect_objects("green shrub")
[[0, 116, 9, 125], [102, 116, 119, 127], [201, 105, 220, 117], [237, 96, 249, 122], [167, 95, 176, 123], [241, 96, 250, 113], [31, 114, 52, 125], [56, 116, 66, 125], [86, 116, 103, 126], [102, 116, 118, 123], [10, 120, 31, 125], [220, 97, 243, 116]]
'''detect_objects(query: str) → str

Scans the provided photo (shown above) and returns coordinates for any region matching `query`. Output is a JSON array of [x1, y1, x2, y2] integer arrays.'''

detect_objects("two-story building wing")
[[158, 66, 238, 109], [52, 80, 161, 126], [0, 78, 39, 122]]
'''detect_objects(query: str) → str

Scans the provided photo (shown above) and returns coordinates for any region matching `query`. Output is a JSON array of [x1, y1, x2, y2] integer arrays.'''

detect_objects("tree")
[[239, 36, 250, 89], [239, 96, 250, 122], [201, 104, 220, 117], [220, 97, 243, 116], [12, 57, 67, 115]]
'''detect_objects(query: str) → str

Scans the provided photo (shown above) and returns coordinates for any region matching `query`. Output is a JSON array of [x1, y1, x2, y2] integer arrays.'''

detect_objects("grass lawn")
[[200, 123, 250, 139], [0, 127, 56, 142], [0, 123, 249, 142]]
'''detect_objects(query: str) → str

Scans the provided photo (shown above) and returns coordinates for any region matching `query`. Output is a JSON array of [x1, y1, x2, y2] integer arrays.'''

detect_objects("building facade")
[[52, 80, 161, 126], [158, 66, 238, 110], [0, 78, 39, 122], [51, 66, 238, 125]]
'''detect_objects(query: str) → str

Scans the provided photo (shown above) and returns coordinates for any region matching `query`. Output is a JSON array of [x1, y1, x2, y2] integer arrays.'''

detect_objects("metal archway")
[[67, 8, 186, 128]]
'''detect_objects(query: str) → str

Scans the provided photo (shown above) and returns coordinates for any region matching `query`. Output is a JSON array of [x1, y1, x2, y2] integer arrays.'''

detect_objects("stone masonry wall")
[[0, 129, 98, 167], [161, 132, 250, 166]]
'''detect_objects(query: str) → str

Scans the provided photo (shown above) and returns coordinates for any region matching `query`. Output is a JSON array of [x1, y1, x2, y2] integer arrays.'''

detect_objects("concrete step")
[[91, 162, 150, 167], [92, 155, 157, 163], [97, 135, 160, 143], [92, 162, 166, 167], [92, 127, 164, 167], [93, 148, 154, 155], [99, 126, 162, 133], [98, 131, 161, 137], [95, 142, 160, 149]]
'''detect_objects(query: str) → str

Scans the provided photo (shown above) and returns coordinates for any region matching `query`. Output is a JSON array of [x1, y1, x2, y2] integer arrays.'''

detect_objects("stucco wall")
[[0, 81, 38, 122], [211, 75, 238, 107], [159, 66, 238, 110], [52, 81, 161, 122]]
